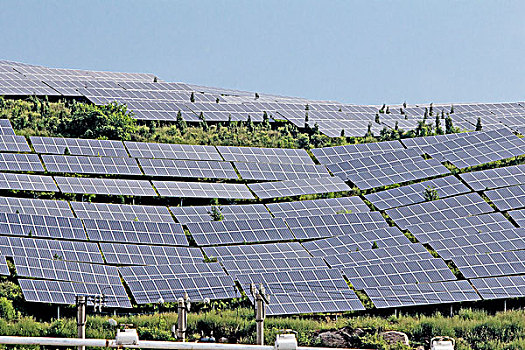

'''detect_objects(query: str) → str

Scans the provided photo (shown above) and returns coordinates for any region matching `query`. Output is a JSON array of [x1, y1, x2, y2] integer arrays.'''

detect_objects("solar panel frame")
[[311, 140, 404, 165], [459, 164, 525, 191], [30, 136, 128, 157], [0, 196, 74, 217], [124, 141, 222, 161], [485, 184, 525, 211], [452, 250, 525, 279], [0, 135, 31, 152], [235, 162, 330, 181], [0, 153, 44, 172], [0, 119, 15, 135], [471, 275, 525, 300], [154, 180, 254, 199], [0, 212, 86, 240], [0, 173, 59, 192], [217, 146, 315, 165]]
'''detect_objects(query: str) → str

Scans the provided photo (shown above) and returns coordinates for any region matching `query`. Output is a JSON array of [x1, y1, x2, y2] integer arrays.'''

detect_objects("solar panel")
[[471, 275, 525, 300], [343, 258, 456, 290], [0, 79, 59, 96], [452, 250, 525, 279], [0, 196, 73, 217], [0, 212, 86, 240], [186, 217, 294, 246], [14, 256, 122, 285], [266, 197, 370, 218], [71, 201, 173, 222], [401, 132, 473, 151], [126, 274, 239, 304], [153, 180, 254, 199], [124, 141, 222, 161], [0, 236, 103, 263], [428, 228, 525, 260], [83, 219, 188, 246], [216, 146, 315, 165], [248, 177, 351, 199], [365, 176, 471, 210], [0, 153, 44, 173], [343, 158, 450, 190], [509, 209, 525, 227], [203, 242, 310, 261], [311, 140, 404, 165], [19, 278, 132, 308], [55, 176, 156, 196], [30, 136, 128, 157], [405, 212, 514, 244], [302, 227, 411, 256], [235, 162, 329, 181], [459, 164, 525, 191], [170, 204, 271, 224], [366, 280, 480, 308], [100, 243, 203, 265], [485, 184, 525, 211], [222, 257, 327, 275], [0, 135, 31, 152], [237, 269, 365, 315], [139, 158, 238, 179], [0, 119, 15, 135], [285, 212, 388, 240], [0, 173, 59, 192], [386, 193, 494, 230], [325, 243, 433, 268], [120, 262, 226, 281], [42, 155, 142, 176]]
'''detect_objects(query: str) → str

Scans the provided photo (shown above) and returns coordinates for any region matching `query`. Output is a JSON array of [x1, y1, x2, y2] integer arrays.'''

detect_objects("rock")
[[316, 327, 370, 348], [379, 331, 410, 346]]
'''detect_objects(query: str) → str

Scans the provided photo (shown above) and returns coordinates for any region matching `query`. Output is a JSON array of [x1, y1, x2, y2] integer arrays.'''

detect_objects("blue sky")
[[0, 1, 523, 105]]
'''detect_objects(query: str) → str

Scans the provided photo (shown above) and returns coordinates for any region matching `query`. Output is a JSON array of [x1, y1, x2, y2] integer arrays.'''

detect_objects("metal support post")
[[504, 299, 507, 312], [76, 295, 87, 350], [57, 306, 60, 320], [176, 293, 191, 341], [449, 305, 453, 317], [252, 284, 268, 346]]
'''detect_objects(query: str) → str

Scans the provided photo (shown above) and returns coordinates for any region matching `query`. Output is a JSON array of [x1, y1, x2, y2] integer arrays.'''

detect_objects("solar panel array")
[[2, 60, 525, 312]]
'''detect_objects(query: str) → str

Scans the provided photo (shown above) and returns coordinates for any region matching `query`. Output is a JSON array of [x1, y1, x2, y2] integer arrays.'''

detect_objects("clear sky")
[[0, 1, 523, 105]]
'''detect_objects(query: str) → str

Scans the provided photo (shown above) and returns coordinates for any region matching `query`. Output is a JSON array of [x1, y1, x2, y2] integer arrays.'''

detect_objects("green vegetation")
[[423, 186, 439, 201]]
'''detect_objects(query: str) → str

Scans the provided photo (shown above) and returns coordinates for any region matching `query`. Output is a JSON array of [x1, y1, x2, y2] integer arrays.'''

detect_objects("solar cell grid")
[[509, 209, 525, 227], [0, 173, 59, 192], [203, 242, 310, 261], [248, 176, 351, 199], [235, 162, 330, 181], [43, 154, 141, 175], [100, 243, 203, 265], [124, 141, 222, 161], [154, 180, 254, 199], [0, 236, 103, 263], [386, 193, 494, 230], [345, 158, 450, 190], [237, 269, 364, 315], [0, 135, 31, 152], [0, 257, 8, 276], [55, 176, 156, 196], [14, 256, 122, 285], [343, 258, 456, 290], [120, 262, 225, 281], [365, 176, 470, 210], [71, 201, 173, 222], [170, 204, 271, 224], [485, 184, 525, 211], [428, 228, 525, 260], [401, 132, 467, 151], [0, 212, 86, 240], [83, 218, 188, 246], [19, 278, 131, 308], [139, 158, 238, 179], [471, 275, 525, 300], [0, 119, 15, 135], [127, 274, 238, 304], [459, 164, 525, 191], [325, 243, 433, 268], [266, 197, 369, 218], [302, 227, 411, 257], [311, 141, 405, 166], [216, 146, 315, 165], [187, 217, 294, 246], [452, 250, 525, 279], [222, 257, 327, 275], [0, 153, 44, 172], [405, 212, 514, 244], [31, 136, 128, 157], [285, 212, 388, 240]]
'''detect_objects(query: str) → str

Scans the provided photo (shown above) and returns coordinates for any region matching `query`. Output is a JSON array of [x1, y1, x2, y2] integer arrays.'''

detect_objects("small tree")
[[340, 129, 345, 137], [199, 112, 208, 131], [379, 104, 386, 114], [435, 115, 443, 135], [476, 117, 482, 131], [190, 92, 195, 103], [255, 92, 259, 99], [304, 112, 309, 128], [216, 98, 220, 103], [424, 186, 439, 201], [403, 101, 407, 108], [371, 241, 379, 249], [176, 110, 187, 133], [450, 104, 455, 114], [208, 205, 224, 221], [429, 103, 434, 116], [385, 106, 390, 114], [445, 114, 454, 134], [64, 147, 71, 155], [365, 122, 373, 137], [375, 113, 380, 124]]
